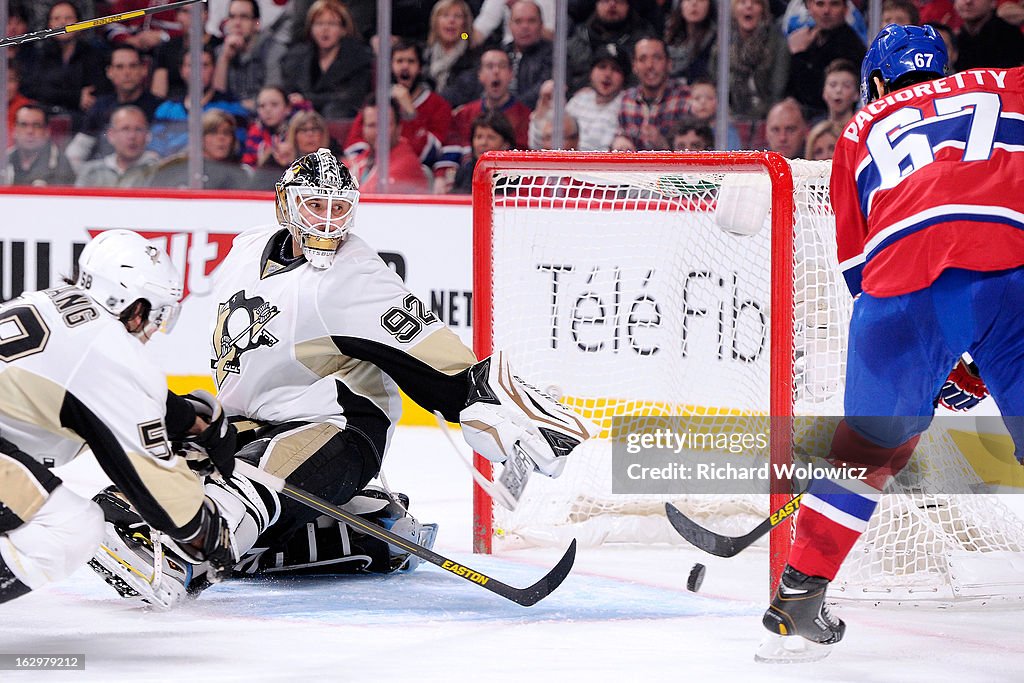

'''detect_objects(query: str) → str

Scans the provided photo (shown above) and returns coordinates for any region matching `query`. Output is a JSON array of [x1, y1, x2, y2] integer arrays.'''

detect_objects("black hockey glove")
[[182, 391, 237, 478]]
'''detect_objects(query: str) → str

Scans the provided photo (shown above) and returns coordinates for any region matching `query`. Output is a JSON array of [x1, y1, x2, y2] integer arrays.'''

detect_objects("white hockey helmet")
[[274, 148, 360, 269], [77, 229, 183, 340]]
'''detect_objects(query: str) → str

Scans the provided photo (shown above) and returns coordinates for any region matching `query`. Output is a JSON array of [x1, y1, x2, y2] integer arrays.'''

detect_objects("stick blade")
[[496, 539, 577, 607], [664, 503, 746, 557]]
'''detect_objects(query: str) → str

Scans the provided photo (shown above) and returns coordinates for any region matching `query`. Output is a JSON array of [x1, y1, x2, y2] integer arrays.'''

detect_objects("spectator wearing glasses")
[[281, 0, 372, 119], [4, 104, 75, 187], [75, 105, 160, 188]]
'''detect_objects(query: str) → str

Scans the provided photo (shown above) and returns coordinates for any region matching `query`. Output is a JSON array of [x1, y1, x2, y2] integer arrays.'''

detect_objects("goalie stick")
[[664, 493, 803, 558], [234, 461, 576, 606], [0, 0, 205, 49]]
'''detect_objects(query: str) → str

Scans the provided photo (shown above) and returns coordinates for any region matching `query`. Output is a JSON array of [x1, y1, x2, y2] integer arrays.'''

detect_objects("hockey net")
[[471, 151, 1024, 605]]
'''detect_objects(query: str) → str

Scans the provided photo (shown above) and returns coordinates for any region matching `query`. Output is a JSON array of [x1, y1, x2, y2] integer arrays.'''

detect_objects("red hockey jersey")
[[831, 67, 1024, 297]]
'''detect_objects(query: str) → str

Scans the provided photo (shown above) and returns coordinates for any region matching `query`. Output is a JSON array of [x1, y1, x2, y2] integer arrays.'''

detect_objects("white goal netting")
[[475, 152, 1024, 606]]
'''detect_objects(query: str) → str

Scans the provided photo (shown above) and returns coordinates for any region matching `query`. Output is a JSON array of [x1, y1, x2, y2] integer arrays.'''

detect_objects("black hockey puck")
[[687, 563, 706, 592]]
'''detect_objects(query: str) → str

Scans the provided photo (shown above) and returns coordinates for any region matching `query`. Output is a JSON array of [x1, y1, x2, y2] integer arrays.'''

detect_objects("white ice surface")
[[4, 427, 1024, 682]]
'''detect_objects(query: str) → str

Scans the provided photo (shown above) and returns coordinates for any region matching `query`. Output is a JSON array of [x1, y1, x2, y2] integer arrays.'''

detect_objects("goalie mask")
[[275, 148, 360, 269], [77, 229, 183, 342]]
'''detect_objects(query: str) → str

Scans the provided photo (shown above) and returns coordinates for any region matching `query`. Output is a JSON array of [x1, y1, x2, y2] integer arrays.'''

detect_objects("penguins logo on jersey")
[[212, 290, 281, 386]]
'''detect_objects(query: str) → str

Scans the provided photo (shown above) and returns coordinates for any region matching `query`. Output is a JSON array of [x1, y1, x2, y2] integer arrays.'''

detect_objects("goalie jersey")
[[209, 227, 478, 457], [0, 286, 205, 537], [832, 67, 1024, 298]]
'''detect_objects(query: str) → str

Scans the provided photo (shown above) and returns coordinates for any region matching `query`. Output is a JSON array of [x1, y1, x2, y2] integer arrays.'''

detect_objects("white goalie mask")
[[275, 148, 360, 269], [77, 229, 183, 342]]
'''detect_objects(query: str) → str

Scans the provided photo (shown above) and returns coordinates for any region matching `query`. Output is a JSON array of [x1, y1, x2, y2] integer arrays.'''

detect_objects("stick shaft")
[[0, 0, 205, 49]]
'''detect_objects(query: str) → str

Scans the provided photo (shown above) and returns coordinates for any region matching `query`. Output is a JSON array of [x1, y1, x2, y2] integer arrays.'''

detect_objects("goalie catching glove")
[[459, 351, 597, 479], [938, 356, 989, 412]]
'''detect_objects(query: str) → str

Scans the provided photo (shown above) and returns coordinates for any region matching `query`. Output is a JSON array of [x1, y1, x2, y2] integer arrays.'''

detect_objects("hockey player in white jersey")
[[0, 230, 240, 608], [186, 148, 595, 581]]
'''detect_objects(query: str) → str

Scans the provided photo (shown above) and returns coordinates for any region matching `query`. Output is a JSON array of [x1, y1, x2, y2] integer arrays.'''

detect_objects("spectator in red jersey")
[[346, 96, 431, 195], [344, 40, 452, 171], [242, 85, 294, 167], [918, 0, 962, 30], [611, 37, 690, 151], [281, 0, 372, 119], [104, 0, 184, 52], [436, 49, 531, 192]]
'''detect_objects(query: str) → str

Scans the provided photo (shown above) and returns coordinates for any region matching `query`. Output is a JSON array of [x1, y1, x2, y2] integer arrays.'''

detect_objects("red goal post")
[[471, 151, 800, 589]]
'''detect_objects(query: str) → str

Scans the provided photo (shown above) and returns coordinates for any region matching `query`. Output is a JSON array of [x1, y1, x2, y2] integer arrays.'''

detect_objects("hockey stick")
[[0, 0, 205, 49], [664, 493, 803, 558], [234, 461, 576, 606]]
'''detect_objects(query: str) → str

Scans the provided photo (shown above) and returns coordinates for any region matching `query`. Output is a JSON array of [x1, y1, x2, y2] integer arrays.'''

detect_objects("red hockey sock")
[[788, 420, 920, 580]]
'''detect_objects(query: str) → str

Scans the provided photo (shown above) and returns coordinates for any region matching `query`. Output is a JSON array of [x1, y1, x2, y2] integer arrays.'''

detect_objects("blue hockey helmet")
[[860, 24, 948, 104]]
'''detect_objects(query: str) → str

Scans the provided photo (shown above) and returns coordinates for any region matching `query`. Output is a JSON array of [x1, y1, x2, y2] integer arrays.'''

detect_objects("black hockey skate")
[[756, 565, 845, 663]]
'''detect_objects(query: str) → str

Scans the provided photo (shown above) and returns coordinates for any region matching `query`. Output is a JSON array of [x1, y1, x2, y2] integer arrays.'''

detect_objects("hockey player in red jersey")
[[760, 24, 1024, 660]]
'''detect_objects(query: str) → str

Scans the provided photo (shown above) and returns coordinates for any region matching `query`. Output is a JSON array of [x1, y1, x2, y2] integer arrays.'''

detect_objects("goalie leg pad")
[[238, 487, 437, 576], [460, 351, 597, 478]]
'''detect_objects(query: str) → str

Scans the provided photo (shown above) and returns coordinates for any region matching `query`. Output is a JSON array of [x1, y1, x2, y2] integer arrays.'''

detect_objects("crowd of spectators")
[[3, 0, 1024, 192]]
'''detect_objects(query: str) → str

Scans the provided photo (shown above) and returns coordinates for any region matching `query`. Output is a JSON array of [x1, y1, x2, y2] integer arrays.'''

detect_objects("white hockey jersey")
[[209, 227, 477, 457], [0, 286, 204, 535]]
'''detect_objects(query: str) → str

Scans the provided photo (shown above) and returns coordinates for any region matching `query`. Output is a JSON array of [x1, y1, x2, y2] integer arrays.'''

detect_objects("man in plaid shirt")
[[612, 37, 691, 151]]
